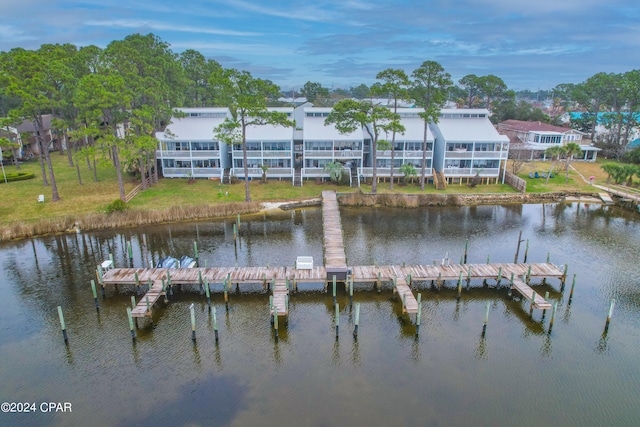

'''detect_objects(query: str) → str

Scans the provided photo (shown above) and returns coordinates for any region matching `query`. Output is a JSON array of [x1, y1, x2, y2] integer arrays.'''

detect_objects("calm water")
[[1, 203, 639, 427]]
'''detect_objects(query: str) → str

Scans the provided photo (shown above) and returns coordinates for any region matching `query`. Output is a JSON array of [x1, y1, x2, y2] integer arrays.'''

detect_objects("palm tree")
[[544, 145, 563, 184], [562, 142, 582, 184]]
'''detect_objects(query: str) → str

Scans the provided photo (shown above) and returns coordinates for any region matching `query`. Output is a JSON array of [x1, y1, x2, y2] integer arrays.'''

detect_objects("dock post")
[[548, 301, 558, 334], [508, 273, 514, 298], [407, 273, 412, 289], [193, 241, 199, 266], [523, 239, 529, 263], [464, 239, 468, 264], [162, 278, 168, 303], [269, 296, 274, 325], [262, 273, 267, 291], [437, 272, 442, 292], [198, 270, 203, 294], [349, 278, 353, 307], [131, 295, 136, 310], [486, 254, 490, 264], [237, 214, 240, 232], [354, 303, 360, 338], [514, 230, 523, 263], [415, 293, 422, 336], [529, 292, 535, 317], [546, 252, 551, 263], [526, 266, 532, 284], [127, 241, 133, 266], [482, 302, 490, 337], [274, 308, 279, 341], [147, 278, 152, 292], [145, 295, 150, 317], [223, 278, 229, 310], [335, 303, 339, 339], [604, 299, 615, 332], [496, 267, 502, 288], [90, 280, 99, 311], [561, 263, 568, 288], [127, 307, 136, 341], [460, 256, 463, 265], [333, 275, 337, 304], [542, 291, 549, 320], [457, 272, 463, 300], [293, 276, 298, 293], [402, 293, 407, 314], [233, 223, 237, 241], [57, 306, 68, 343], [467, 267, 472, 288], [377, 272, 381, 293], [568, 274, 576, 304], [213, 306, 219, 342], [205, 278, 211, 312], [190, 304, 196, 341], [109, 252, 114, 268], [285, 295, 289, 315], [134, 272, 140, 293]]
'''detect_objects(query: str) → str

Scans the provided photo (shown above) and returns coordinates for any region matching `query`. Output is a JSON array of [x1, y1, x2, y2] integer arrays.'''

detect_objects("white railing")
[[443, 167, 501, 176], [192, 168, 222, 176]]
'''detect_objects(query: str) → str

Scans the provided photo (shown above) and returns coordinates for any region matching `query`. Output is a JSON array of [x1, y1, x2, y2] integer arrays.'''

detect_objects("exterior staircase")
[[350, 167, 359, 188], [222, 168, 231, 184], [433, 168, 446, 190], [293, 168, 302, 187]]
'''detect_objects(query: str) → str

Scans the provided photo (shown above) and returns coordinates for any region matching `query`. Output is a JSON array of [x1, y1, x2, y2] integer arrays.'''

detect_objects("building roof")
[[302, 107, 363, 140], [157, 110, 228, 141], [437, 116, 509, 143], [381, 115, 433, 142], [16, 115, 54, 133], [499, 119, 580, 134]]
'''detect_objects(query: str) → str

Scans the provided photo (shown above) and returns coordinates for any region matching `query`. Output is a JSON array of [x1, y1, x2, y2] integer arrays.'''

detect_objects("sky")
[[1, 0, 639, 92]]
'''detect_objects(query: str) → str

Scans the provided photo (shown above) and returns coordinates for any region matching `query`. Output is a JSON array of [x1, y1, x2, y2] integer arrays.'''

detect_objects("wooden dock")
[[97, 191, 567, 323], [511, 279, 552, 309], [322, 191, 347, 270], [599, 192, 615, 205]]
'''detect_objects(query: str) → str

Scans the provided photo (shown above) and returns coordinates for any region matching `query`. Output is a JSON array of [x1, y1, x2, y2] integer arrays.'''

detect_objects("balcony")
[[443, 167, 500, 176]]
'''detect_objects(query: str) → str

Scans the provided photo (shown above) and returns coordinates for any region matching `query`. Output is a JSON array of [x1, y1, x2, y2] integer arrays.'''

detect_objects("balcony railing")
[[444, 150, 504, 159], [232, 150, 292, 158], [304, 150, 363, 159], [232, 167, 293, 177], [442, 167, 500, 176], [377, 150, 432, 158], [360, 167, 433, 177], [161, 167, 222, 178], [160, 150, 221, 158]]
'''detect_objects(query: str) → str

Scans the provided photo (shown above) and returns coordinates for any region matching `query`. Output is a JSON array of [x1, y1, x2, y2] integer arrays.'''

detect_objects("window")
[[263, 141, 289, 151], [305, 158, 332, 168], [192, 142, 219, 151], [305, 141, 333, 151]]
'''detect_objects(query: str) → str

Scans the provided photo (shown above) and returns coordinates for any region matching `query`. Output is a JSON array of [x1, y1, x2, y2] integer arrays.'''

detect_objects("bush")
[[105, 199, 128, 214], [0, 172, 35, 183]]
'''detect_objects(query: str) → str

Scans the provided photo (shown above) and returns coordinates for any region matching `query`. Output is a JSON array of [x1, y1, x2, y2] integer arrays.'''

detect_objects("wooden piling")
[[109, 252, 114, 268], [131, 295, 136, 310], [332, 275, 337, 304], [134, 272, 140, 289], [529, 292, 535, 317], [464, 239, 468, 264], [349, 278, 353, 307], [496, 267, 502, 287], [335, 303, 339, 338], [604, 299, 615, 332], [568, 274, 576, 304], [526, 266, 532, 284], [467, 267, 472, 287], [205, 278, 211, 311], [57, 306, 68, 343], [127, 307, 136, 340], [223, 278, 229, 307], [193, 241, 199, 266], [162, 278, 168, 303], [514, 230, 523, 263], [212, 306, 219, 342], [437, 272, 442, 292], [90, 280, 99, 310], [542, 291, 549, 320], [482, 302, 490, 337], [508, 273, 514, 298], [353, 303, 360, 338], [523, 239, 529, 263], [273, 306, 279, 340], [127, 241, 133, 266], [486, 254, 490, 264], [457, 272, 463, 300], [269, 296, 274, 325], [190, 304, 196, 341], [416, 293, 422, 336], [233, 223, 237, 240], [147, 278, 152, 291], [546, 252, 551, 263], [377, 272, 381, 293], [548, 301, 558, 334], [145, 295, 150, 315]]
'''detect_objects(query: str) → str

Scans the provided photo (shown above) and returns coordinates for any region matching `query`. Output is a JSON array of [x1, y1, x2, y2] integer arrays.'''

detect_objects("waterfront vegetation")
[[0, 153, 635, 241]]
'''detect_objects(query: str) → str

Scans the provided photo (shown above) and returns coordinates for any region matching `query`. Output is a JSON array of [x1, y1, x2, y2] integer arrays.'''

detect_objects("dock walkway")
[[322, 191, 347, 270], [511, 279, 552, 309]]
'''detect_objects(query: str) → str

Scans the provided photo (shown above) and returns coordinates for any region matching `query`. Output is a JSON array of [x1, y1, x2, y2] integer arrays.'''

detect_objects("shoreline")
[[0, 191, 605, 243]]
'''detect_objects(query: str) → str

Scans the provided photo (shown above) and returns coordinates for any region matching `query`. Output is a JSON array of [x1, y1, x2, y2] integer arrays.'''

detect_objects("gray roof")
[[436, 116, 509, 143]]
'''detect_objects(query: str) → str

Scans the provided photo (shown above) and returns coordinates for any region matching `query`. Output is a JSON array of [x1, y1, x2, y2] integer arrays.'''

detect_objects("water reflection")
[[1, 202, 640, 426]]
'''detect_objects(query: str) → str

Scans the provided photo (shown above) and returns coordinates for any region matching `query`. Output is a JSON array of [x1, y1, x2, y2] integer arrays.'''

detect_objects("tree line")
[[2, 32, 640, 202]]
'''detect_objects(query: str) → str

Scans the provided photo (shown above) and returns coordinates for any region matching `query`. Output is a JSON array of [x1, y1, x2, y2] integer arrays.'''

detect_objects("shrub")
[[0, 171, 35, 183], [105, 199, 128, 214]]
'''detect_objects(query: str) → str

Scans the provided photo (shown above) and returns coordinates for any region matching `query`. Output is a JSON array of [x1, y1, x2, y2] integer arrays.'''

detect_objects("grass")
[[0, 153, 619, 241]]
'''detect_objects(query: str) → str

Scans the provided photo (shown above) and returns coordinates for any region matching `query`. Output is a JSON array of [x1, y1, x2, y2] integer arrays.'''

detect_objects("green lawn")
[[1, 153, 608, 228]]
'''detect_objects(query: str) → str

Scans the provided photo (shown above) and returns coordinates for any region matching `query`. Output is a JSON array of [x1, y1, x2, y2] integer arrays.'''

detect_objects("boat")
[[179, 256, 197, 268], [156, 255, 197, 268], [156, 256, 179, 269]]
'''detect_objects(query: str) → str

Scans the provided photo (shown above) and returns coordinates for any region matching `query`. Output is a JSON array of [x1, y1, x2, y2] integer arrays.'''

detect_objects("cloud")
[[86, 19, 260, 37]]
